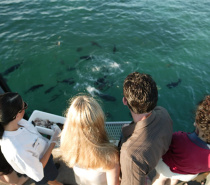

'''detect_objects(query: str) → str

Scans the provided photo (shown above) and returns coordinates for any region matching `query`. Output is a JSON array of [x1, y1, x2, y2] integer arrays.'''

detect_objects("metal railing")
[[29, 110, 131, 143], [105, 121, 130, 141]]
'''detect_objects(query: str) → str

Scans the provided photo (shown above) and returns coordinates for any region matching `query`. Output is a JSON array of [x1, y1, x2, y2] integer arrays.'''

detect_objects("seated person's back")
[[119, 72, 173, 185], [153, 95, 210, 185]]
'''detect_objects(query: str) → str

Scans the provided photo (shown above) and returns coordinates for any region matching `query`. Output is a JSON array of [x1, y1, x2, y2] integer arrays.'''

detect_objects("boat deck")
[[1, 147, 209, 185]]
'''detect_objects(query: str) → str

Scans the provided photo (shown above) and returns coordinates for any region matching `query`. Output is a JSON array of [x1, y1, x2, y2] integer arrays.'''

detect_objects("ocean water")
[[0, 0, 209, 132]]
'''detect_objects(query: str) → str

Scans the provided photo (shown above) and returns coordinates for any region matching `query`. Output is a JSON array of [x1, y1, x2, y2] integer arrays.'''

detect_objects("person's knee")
[[170, 178, 179, 185], [3, 172, 19, 184], [152, 173, 168, 185], [152, 173, 159, 183]]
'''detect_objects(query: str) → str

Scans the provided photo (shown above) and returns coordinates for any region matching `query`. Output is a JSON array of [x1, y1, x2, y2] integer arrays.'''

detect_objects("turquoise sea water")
[[0, 0, 210, 132]]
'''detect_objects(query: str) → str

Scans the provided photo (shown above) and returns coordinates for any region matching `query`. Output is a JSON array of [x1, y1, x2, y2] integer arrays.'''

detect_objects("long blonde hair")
[[60, 95, 119, 170]]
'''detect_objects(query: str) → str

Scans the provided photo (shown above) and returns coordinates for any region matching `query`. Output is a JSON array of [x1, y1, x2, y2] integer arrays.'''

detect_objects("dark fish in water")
[[45, 86, 56, 94], [3, 63, 22, 76], [94, 76, 113, 91], [76, 47, 83, 52], [96, 76, 108, 84], [101, 67, 109, 73], [166, 63, 174, 68], [105, 112, 113, 119], [25, 84, 44, 93], [97, 77, 106, 84], [57, 78, 75, 85], [95, 84, 106, 91], [94, 76, 108, 90], [80, 56, 94, 60], [113, 44, 117, 53], [91, 41, 102, 48], [166, 79, 181, 89], [67, 67, 76, 71], [95, 75, 113, 91], [49, 94, 61, 102], [94, 78, 106, 90], [94, 92, 116, 101], [60, 59, 65, 65]]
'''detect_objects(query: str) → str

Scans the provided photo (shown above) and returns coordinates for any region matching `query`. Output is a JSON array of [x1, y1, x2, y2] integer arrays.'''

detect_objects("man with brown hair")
[[120, 72, 173, 185]]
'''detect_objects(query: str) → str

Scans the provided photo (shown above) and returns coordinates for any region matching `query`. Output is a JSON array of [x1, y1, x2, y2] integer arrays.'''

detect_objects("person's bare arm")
[[40, 124, 61, 167], [106, 164, 120, 185], [40, 142, 55, 167]]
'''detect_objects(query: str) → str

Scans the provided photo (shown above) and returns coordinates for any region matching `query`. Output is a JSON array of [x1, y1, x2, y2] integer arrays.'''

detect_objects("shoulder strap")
[[187, 132, 210, 149]]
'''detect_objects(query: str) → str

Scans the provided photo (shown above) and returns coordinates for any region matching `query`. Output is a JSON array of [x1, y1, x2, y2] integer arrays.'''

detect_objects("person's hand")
[[50, 124, 61, 145]]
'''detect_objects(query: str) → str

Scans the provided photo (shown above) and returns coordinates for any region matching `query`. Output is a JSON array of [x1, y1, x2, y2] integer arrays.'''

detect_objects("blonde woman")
[[60, 95, 120, 185]]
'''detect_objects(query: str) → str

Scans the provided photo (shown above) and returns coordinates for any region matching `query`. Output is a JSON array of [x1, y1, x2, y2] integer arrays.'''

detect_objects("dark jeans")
[[35, 155, 58, 185]]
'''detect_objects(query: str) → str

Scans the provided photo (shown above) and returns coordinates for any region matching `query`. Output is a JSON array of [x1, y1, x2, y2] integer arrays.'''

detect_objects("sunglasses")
[[19, 102, 28, 113], [12, 102, 28, 120]]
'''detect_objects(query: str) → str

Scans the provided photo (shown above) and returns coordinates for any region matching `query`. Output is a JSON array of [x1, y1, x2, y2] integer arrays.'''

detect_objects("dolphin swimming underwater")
[[105, 111, 113, 119], [86, 86, 116, 101], [3, 63, 22, 76], [91, 41, 102, 48], [66, 67, 76, 71], [94, 92, 116, 101], [25, 84, 44, 93], [49, 94, 61, 102], [76, 47, 83, 52], [94, 76, 112, 91], [113, 44, 117, 54], [80, 55, 95, 60], [57, 78, 75, 85], [94, 77, 107, 86], [45, 86, 57, 94], [166, 79, 181, 89]]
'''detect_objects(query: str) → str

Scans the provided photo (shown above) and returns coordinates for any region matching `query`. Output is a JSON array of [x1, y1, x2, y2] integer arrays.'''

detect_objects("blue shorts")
[[35, 155, 58, 185]]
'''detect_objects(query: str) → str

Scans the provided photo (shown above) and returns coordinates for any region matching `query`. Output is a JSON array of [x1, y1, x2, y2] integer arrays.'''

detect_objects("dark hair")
[[0, 92, 23, 139], [123, 72, 158, 114], [0, 146, 13, 175], [195, 95, 210, 143]]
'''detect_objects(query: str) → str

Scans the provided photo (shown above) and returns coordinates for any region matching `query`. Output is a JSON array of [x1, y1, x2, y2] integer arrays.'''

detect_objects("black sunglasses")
[[19, 102, 28, 113], [12, 102, 28, 120]]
